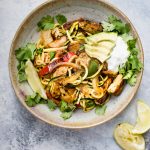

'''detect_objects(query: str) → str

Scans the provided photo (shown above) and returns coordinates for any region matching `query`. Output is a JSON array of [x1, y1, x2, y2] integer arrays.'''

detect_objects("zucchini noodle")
[[66, 30, 74, 43], [43, 46, 67, 52]]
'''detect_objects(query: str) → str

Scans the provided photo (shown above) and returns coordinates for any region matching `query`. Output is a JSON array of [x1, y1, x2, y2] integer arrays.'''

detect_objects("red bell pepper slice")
[[38, 52, 75, 77]]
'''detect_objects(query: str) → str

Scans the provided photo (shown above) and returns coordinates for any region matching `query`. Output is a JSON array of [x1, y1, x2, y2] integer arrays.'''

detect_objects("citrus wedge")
[[132, 100, 150, 134], [25, 59, 47, 99], [114, 123, 145, 150]]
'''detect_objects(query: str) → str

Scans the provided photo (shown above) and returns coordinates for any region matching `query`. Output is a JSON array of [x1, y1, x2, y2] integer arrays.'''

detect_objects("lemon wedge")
[[132, 100, 150, 134], [114, 123, 145, 150], [25, 60, 47, 99]]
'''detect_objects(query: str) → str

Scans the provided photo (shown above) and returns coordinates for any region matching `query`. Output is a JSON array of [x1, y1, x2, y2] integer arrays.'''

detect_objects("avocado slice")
[[85, 44, 110, 55], [98, 41, 115, 50], [87, 32, 118, 43], [85, 47, 109, 63]]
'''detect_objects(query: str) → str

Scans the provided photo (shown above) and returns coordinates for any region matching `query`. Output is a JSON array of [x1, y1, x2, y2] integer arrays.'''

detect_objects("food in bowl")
[[15, 14, 142, 120]]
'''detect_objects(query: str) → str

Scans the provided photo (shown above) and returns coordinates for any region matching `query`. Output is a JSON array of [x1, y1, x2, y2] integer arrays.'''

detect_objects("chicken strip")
[[107, 74, 124, 94], [75, 52, 90, 67], [102, 70, 118, 78], [47, 36, 67, 48], [79, 20, 103, 34], [40, 30, 53, 47]]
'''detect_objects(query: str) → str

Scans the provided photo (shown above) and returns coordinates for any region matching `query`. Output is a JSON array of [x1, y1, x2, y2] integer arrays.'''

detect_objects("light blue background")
[[0, 0, 150, 149]]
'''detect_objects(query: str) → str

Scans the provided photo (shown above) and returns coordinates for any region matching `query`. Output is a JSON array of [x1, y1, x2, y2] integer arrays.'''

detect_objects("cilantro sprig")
[[15, 43, 36, 82], [25, 92, 57, 111], [25, 93, 44, 107], [119, 38, 143, 86], [60, 100, 76, 120], [37, 14, 67, 31], [102, 15, 130, 34], [95, 105, 107, 115]]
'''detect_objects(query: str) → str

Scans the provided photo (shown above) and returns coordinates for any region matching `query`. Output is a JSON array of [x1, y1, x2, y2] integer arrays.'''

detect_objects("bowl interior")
[[9, 0, 143, 128]]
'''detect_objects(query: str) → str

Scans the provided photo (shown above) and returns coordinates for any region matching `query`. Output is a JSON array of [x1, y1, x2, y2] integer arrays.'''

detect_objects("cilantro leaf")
[[49, 51, 55, 60], [25, 94, 37, 107], [127, 39, 136, 50], [18, 71, 27, 82], [55, 14, 67, 25], [15, 43, 36, 61], [60, 111, 73, 120], [59, 100, 76, 119], [60, 100, 75, 112], [95, 105, 107, 115], [102, 21, 115, 32], [108, 15, 119, 23], [37, 15, 54, 30], [121, 33, 133, 42], [127, 74, 137, 86], [60, 100, 68, 112], [103, 15, 130, 34], [36, 48, 43, 55], [25, 93, 48, 107], [119, 38, 143, 86], [15, 43, 36, 82], [48, 100, 57, 111], [123, 70, 133, 79]]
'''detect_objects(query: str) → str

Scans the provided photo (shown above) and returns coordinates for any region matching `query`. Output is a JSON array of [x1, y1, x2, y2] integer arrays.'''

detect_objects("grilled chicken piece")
[[40, 30, 53, 47], [60, 88, 77, 103], [114, 81, 125, 96], [53, 66, 68, 77], [50, 82, 61, 98], [61, 71, 82, 86], [51, 27, 63, 39], [46, 91, 60, 105], [107, 74, 124, 94], [103, 78, 112, 90], [102, 62, 108, 71], [75, 52, 90, 67], [47, 36, 67, 48], [79, 20, 103, 34], [102, 70, 118, 78], [67, 41, 80, 53], [78, 84, 93, 98], [95, 92, 109, 105], [63, 18, 84, 30]]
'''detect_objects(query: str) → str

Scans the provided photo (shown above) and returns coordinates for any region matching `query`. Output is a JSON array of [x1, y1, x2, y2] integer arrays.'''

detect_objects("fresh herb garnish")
[[15, 43, 36, 82], [36, 48, 43, 55], [55, 14, 67, 25], [25, 93, 42, 107], [60, 100, 76, 120], [37, 14, 67, 31], [95, 105, 107, 115], [102, 15, 130, 34], [25, 93, 56, 110], [60, 111, 73, 120], [15, 43, 36, 61], [17, 61, 26, 82], [119, 38, 143, 86], [37, 15, 55, 31], [48, 100, 57, 111]]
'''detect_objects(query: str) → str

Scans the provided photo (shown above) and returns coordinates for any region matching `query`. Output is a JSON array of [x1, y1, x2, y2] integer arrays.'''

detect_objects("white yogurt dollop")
[[107, 36, 130, 72]]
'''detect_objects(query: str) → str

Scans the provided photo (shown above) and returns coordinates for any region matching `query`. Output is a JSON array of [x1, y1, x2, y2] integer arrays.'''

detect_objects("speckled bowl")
[[9, 0, 144, 129]]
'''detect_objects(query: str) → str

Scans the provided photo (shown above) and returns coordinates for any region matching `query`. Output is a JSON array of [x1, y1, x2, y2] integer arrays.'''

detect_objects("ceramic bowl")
[[9, 0, 144, 128]]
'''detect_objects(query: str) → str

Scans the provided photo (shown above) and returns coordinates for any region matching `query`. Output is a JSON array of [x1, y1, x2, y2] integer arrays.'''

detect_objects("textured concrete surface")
[[0, 0, 150, 150]]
